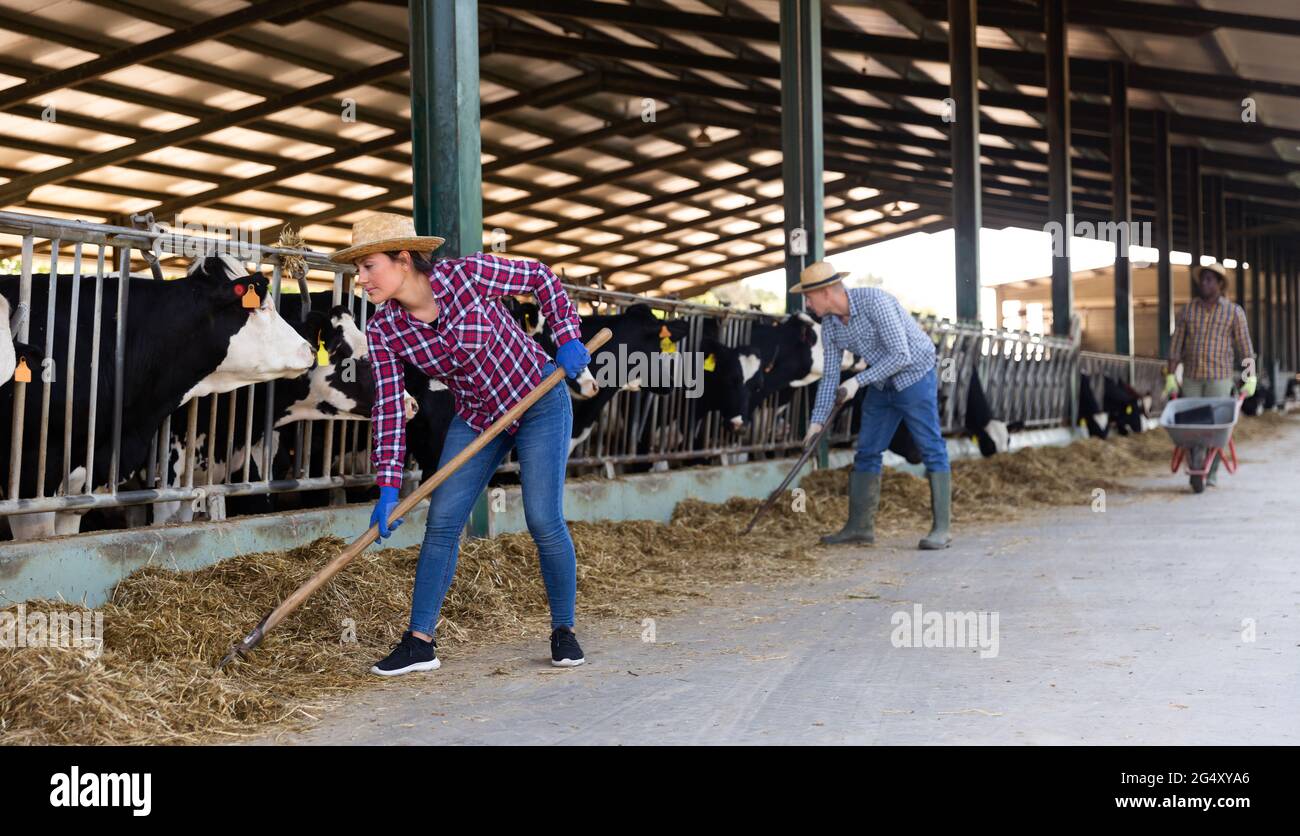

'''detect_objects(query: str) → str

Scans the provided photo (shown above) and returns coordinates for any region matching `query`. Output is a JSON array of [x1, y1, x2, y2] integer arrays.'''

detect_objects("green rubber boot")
[[918, 470, 952, 550], [821, 471, 879, 546]]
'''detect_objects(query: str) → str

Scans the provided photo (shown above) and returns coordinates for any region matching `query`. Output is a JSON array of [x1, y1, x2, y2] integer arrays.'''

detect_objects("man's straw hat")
[[328, 213, 445, 264], [1196, 262, 1228, 287], [788, 260, 848, 294]]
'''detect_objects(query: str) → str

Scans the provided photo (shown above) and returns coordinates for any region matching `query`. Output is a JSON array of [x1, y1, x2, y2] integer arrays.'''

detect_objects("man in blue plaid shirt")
[[793, 261, 951, 550]]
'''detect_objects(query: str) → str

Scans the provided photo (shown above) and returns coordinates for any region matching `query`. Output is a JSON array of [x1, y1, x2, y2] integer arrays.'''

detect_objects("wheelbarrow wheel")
[[1189, 446, 1206, 494]]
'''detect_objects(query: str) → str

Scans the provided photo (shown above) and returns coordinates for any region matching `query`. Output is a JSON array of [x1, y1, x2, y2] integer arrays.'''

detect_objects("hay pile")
[[2, 411, 1294, 745]]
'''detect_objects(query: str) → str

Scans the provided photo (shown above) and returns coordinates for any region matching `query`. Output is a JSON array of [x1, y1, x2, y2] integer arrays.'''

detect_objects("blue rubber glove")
[[370, 486, 402, 540], [556, 338, 590, 380]]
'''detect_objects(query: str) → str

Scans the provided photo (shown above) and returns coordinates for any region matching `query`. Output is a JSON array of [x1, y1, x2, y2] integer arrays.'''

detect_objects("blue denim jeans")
[[408, 362, 576, 636], [854, 366, 950, 474]]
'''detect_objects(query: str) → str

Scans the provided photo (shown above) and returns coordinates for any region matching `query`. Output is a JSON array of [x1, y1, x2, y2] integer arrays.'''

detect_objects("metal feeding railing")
[[0, 210, 374, 527], [1, 209, 1165, 536]]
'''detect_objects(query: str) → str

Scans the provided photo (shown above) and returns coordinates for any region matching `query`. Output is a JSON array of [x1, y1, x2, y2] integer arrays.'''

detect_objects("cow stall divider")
[[2, 209, 1167, 544]]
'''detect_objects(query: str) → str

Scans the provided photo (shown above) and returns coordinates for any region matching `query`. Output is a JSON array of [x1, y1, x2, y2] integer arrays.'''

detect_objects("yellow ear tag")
[[1078, 418, 1086, 427], [971, 435, 978, 444], [317, 340, 330, 366], [703, 353, 716, 372], [660, 336, 677, 354], [1125, 405, 1132, 415], [13, 357, 31, 383], [242, 285, 260, 309]]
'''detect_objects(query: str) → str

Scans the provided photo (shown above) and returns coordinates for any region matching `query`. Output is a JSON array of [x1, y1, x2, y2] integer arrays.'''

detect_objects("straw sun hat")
[[787, 260, 849, 294], [328, 213, 445, 264]]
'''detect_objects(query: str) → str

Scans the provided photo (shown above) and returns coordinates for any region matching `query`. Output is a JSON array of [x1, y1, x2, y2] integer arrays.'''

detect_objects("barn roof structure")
[[0, 0, 1297, 311]]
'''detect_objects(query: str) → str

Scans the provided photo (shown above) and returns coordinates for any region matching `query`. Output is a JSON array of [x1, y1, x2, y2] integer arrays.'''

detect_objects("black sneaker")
[[550, 627, 585, 667], [370, 631, 440, 676]]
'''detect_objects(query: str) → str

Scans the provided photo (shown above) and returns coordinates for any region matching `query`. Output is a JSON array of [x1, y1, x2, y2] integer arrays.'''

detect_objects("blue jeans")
[[408, 362, 577, 636], [854, 366, 950, 474]]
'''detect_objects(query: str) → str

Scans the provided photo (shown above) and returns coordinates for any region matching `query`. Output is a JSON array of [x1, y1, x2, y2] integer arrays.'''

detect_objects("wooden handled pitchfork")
[[218, 327, 613, 669], [741, 391, 849, 536]]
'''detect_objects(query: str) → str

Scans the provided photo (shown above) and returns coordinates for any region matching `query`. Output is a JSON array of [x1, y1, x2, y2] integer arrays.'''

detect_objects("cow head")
[[275, 305, 375, 424], [180, 254, 314, 400]]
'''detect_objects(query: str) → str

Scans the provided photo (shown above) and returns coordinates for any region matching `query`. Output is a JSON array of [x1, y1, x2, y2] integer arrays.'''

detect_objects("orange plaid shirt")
[[1169, 296, 1254, 380]]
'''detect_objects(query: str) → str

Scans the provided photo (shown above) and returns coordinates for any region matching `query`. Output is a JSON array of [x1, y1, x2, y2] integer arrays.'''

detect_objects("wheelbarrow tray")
[[1159, 396, 1241, 449]]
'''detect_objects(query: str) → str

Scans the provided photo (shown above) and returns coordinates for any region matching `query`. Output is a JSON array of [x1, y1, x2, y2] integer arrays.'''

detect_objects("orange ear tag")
[[13, 357, 31, 383], [242, 285, 260, 309]]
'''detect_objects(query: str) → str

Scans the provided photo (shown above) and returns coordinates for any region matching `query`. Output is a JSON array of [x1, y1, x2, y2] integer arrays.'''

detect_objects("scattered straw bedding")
[[2, 412, 1293, 744]]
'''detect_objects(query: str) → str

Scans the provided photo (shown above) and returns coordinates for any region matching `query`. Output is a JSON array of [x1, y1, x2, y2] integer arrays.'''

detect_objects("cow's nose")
[[297, 342, 314, 368], [730, 415, 744, 430]]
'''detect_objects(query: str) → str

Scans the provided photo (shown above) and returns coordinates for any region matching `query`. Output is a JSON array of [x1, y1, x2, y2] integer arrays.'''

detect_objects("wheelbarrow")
[[1158, 394, 1244, 493]]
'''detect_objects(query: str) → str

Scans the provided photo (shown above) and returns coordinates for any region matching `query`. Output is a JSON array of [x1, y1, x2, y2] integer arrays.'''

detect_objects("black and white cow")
[[1102, 376, 1148, 436], [1077, 373, 1110, 438], [961, 367, 1011, 455], [148, 292, 427, 524], [0, 254, 314, 539], [1243, 379, 1275, 416], [1077, 373, 1149, 438]]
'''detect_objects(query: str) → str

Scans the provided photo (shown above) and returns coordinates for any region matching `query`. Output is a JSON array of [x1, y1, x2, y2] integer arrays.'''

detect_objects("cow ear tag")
[[242, 284, 260, 309], [658, 325, 677, 354], [13, 357, 31, 383], [1125, 404, 1132, 415], [317, 339, 330, 366], [703, 353, 716, 372]]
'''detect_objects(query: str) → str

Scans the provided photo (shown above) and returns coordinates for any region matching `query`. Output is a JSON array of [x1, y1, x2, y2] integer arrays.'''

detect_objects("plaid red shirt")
[[365, 252, 582, 489]]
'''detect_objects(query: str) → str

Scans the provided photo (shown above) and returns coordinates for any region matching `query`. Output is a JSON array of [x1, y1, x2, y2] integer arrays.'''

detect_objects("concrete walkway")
[[250, 421, 1300, 745]]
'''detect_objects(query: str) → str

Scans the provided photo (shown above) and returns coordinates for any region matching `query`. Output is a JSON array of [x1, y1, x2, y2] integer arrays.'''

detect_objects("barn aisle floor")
[[246, 423, 1300, 746]]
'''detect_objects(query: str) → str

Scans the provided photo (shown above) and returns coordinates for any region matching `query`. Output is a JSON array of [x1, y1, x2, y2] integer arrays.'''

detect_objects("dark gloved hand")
[[556, 338, 591, 380], [370, 486, 403, 540]]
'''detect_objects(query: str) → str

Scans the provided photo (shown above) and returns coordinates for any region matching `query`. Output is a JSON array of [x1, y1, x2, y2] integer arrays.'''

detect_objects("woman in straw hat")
[[330, 213, 591, 675]]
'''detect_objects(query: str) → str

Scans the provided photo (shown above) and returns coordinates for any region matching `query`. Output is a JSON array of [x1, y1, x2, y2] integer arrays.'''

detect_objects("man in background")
[[1166, 262, 1256, 487]]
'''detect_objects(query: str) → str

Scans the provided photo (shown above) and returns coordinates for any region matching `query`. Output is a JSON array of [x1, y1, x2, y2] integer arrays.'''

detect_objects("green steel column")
[[410, 0, 483, 256], [1154, 111, 1174, 359], [1110, 61, 1133, 362], [780, 0, 823, 314], [1045, 0, 1073, 338], [410, 0, 488, 535], [948, 0, 982, 325]]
